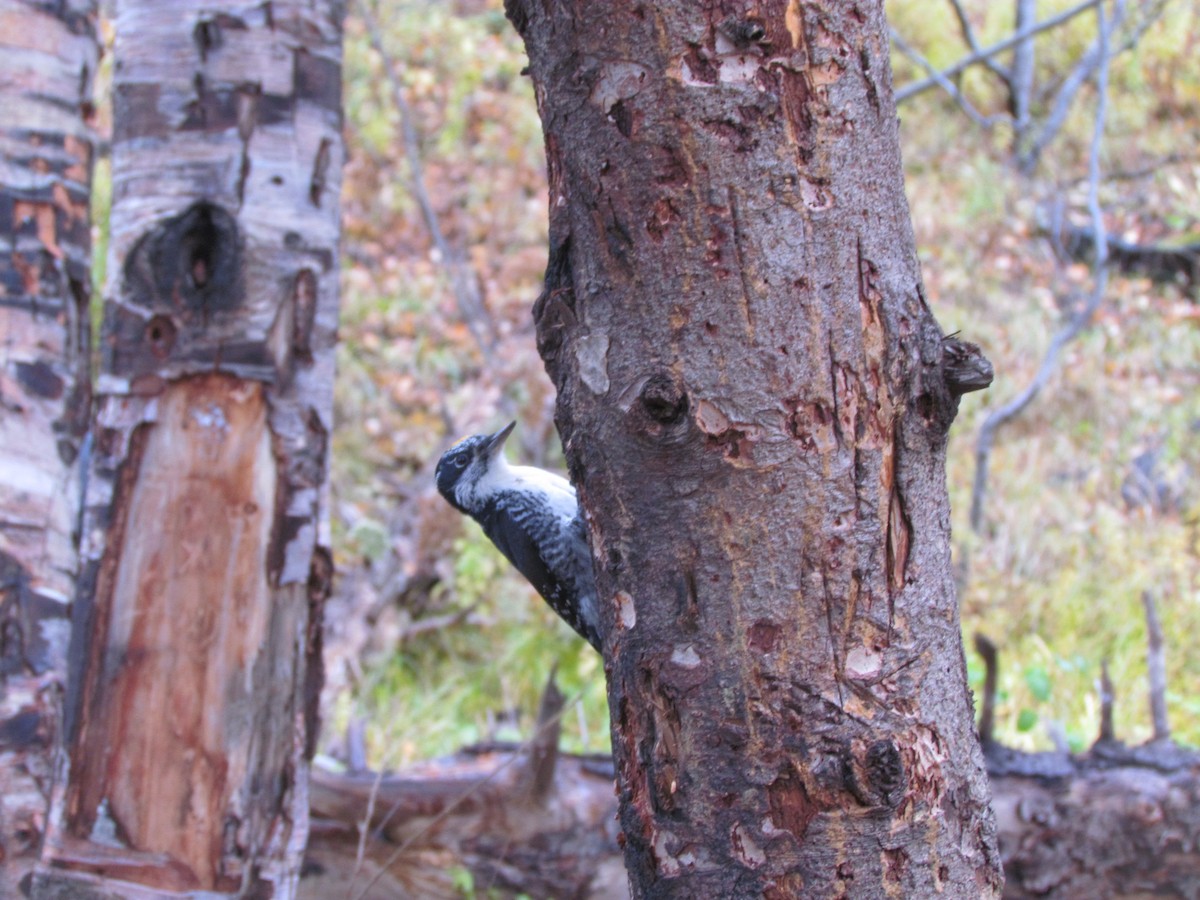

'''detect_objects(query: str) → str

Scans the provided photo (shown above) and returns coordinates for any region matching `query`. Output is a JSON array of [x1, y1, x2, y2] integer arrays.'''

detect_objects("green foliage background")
[[318, 0, 1200, 767]]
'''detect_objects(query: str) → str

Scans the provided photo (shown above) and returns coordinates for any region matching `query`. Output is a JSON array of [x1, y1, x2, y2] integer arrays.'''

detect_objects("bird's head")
[[434, 421, 516, 513]]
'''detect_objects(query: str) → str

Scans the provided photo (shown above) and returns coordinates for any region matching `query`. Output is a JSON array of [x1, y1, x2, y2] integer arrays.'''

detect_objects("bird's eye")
[[453, 454, 469, 469]]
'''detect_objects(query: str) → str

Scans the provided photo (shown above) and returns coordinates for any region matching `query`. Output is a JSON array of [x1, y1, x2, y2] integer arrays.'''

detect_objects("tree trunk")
[[33, 1, 344, 895], [506, 0, 1002, 896], [0, 0, 97, 893]]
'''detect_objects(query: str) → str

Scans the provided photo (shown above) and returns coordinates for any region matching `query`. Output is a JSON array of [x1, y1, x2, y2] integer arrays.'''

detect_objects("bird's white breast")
[[459, 455, 577, 522]]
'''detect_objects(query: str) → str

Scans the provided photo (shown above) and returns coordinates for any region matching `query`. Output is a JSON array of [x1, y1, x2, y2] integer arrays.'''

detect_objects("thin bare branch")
[[357, 0, 498, 360], [347, 768, 384, 898], [970, 0, 1116, 533], [1019, 1, 1127, 171], [396, 603, 483, 641], [1141, 591, 1171, 742], [896, 0, 1104, 104], [947, 0, 1012, 84], [889, 28, 1006, 128], [1023, 0, 1174, 170], [1010, 0, 1037, 138]]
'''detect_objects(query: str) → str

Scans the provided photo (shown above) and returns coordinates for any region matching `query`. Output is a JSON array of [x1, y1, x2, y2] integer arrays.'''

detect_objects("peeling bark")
[[0, 0, 97, 893], [33, 1, 344, 896], [507, 0, 1001, 896]]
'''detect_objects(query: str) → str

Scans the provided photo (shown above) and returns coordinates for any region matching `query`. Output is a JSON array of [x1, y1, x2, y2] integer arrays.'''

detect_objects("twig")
[[356, 0, 498, 360], [1141, 591, 1171, 742], [1031, 0, 1165, 112], [946, 0, 1012, 85], [969, 0, 1115, 533], [896, 0, 1104, 103], [1023, 0, 1172, 171], [889, 28, 1005, 128], [347, 767, 385, 899], [396, 603, 482, 641], [1019, 0, 1127, 172], [1097, 659, 1115, 743]]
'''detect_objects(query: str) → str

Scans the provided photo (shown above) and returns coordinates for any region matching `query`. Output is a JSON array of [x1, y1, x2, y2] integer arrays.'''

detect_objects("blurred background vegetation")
[[97, 0, 1200, 769]]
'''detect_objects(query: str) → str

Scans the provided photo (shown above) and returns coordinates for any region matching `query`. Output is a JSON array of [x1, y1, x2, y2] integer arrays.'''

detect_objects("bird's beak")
[[484, 421, 516, 458]]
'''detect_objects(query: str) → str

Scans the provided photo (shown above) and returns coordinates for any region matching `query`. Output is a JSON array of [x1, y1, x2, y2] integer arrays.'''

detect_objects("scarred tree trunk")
[[507, 1, 1002, 896], [0, 1, 96, 893], [33, 1, 343, 895]]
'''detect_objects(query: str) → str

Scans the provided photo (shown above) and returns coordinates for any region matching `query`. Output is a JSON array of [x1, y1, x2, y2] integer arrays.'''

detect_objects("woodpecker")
[[435, 422, 601, 651]]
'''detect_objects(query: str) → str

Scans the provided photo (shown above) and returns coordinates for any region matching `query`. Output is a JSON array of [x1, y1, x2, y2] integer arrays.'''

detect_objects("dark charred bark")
[[0, 1, 97, 893], [507, 0, 1001, 896], [33, 2, 344, 896]]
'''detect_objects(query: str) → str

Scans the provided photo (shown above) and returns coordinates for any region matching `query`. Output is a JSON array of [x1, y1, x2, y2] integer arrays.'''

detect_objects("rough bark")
[[32, 1, 344, 896], [506, 0, 1001, 896], [0, 1, 97, 894]]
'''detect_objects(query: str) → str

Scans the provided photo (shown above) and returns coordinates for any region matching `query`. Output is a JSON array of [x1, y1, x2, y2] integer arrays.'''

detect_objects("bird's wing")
[[477, 499, 566, 608]]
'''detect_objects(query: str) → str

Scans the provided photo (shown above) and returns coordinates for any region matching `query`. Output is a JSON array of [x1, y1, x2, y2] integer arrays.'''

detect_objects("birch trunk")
[[507, 0, 1003, 896], [0, 1, 97, 893], [33, 1, 343, 895]]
